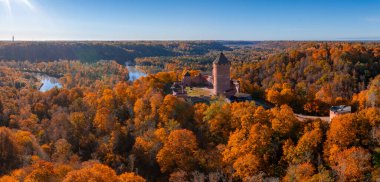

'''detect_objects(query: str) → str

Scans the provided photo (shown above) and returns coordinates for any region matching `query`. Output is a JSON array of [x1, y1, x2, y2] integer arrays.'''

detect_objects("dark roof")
[[213, 52, 230, 65], [184, 71, 191, 77], [330, 105, 351, 113]]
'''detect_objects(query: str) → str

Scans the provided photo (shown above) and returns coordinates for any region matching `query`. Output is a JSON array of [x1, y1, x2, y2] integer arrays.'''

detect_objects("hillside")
[[0, 41, 231, 64]]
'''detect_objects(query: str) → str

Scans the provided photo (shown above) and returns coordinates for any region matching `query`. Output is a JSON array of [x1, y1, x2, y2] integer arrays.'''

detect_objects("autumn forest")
[[0, 41, 380, 182]]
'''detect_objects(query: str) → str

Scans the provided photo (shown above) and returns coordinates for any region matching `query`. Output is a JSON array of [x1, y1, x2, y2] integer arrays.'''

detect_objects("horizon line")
[[0, 39, 380, 42]]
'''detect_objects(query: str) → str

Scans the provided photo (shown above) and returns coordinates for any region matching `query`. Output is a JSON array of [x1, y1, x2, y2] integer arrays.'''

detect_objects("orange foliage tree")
[[283, 163, 315, 182], [0, 127, 21, 175], [269, 105, 300, 138], [283, 122, 323, 164], [331, 147, 372, 181], [156, 129, 199, 173], [222, 123, 273, 178], [63, 163, 119, 182], [324, 113, 372, 164], [119, 172, 146, 182]]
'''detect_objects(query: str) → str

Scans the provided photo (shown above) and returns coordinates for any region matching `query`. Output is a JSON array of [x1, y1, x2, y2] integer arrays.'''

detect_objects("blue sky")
[[0, 0, 379, 40]]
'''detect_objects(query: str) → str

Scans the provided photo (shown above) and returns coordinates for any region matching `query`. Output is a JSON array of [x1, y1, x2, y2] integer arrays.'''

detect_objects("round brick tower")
[[213, 52, 231, 95]]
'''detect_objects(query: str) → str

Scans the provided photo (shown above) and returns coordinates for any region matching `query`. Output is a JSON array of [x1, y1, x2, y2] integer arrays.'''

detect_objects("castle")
[[171, 52, 251, 102], [212, 52, 239, 96]]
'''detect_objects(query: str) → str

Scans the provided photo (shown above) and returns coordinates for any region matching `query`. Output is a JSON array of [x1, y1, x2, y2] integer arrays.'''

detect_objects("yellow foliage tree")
[[283, 123, 323, 164], [230, 101, 256, 129], [270, 105, 299, 137], [203, 101, 231, 143]]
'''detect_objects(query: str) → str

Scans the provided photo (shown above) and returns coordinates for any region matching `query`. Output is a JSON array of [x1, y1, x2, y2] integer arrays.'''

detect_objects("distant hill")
[[0, 41, 231, 64]]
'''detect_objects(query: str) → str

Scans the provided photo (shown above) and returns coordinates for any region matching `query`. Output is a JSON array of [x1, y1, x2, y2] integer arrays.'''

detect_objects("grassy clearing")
[[185, 87, 213, 97]]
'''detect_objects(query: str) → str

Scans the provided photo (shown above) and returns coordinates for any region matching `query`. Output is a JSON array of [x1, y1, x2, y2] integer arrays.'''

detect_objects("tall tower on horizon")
[[12, 36, 14, 42], [213, 52, 231, 95]]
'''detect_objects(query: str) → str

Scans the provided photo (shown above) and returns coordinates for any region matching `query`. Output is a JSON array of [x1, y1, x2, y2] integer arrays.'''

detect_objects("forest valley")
[[0, 41, 379, 181]]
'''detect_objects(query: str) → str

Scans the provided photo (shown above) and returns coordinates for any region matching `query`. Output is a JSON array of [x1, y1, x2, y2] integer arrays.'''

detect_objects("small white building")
[[329, 105, 351, 122]]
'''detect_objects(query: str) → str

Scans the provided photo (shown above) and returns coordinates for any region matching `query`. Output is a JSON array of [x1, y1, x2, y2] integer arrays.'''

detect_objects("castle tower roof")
[[213, 52, 230, 65]]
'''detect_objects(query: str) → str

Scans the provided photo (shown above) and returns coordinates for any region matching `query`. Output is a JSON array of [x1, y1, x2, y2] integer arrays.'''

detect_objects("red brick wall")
[[191, 74, 207, 85], [182, 76, 191, 86], [213, 63, 230, 95]]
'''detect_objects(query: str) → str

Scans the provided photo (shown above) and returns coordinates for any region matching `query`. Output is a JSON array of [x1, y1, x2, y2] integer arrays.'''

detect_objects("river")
[[33, 73, 62, 92], [127, 65, 147, 81], [30, 65, 146, 92]]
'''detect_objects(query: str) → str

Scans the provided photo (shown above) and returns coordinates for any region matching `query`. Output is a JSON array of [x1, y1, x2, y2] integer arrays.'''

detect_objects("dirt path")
[[295, 114, 330, 122]]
